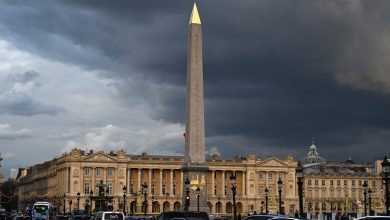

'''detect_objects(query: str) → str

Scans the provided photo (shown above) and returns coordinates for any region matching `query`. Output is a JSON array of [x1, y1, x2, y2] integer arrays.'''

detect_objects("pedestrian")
[[295, 210, 299, 218], [238, 213, 242, 220]]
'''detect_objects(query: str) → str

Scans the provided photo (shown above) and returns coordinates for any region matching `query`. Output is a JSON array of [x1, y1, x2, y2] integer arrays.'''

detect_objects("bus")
[[32, 202, 56, 220]]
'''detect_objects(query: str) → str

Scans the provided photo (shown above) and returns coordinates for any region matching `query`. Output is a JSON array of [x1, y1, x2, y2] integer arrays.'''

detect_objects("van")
[[94, 212, 124, 220]]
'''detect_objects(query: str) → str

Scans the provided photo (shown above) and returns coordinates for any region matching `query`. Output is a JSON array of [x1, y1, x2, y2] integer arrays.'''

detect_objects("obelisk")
[[182, 3, 209, 212]]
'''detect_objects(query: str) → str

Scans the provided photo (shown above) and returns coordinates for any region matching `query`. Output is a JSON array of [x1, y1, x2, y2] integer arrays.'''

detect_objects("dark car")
[[243, 214, 288, 220], [357, 217, 390, 220], [157, 211, 209, 220]]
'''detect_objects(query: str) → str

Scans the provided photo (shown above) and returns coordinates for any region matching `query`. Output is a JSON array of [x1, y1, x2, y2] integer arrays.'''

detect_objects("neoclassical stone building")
[[301, 143, 386, 218], [17, 144, 387, 217], [17, 148, 299, 216]]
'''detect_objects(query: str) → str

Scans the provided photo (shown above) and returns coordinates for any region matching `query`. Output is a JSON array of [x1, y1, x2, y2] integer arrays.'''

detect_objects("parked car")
[[357, 216, 390, 220], [94, 212, 124, 220], [157, 211, 209, 220], [243, 214, 288, 220]]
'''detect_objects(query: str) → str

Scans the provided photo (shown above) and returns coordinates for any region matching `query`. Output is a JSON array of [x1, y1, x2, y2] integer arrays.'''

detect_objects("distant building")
[[301, 143, 385, 218]]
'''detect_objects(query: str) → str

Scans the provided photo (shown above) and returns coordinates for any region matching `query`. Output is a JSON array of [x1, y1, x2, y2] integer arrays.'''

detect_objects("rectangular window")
[[330, 180, 334, 186], [151, 183, 155, 195], [259, 172, 264, 180], [214, 184, 217, 196], [352, 190, 356, 199], [372, 181, 376, 187], [315, 190, 319, 198], [96, 168, 101, 176], [107, 168, 112, 177], [359, 180, 362, 186], [322, 190, 326, 198], [344, 180, 347, 186], [337, 180, 340, 186], [330, 190, 334, 199], [352, 180, 355, 186], [84, 168, 90, 176], [307, 190, 312, 198], [84, 182, 90, 194], [322, 180, 325, 186], [308, 180, 312, 186], [315, 180, 319, 186], [107, 183, 112, 195], [162, 183, 166, 195], [322, 203, 326, 210], [130, 180, 134, 194], [268, 172, 273, 180]]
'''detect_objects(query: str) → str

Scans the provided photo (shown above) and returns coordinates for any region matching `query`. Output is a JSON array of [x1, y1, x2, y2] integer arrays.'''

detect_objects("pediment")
[[84, 152, 117, 162], [258, 157, 287, 167]]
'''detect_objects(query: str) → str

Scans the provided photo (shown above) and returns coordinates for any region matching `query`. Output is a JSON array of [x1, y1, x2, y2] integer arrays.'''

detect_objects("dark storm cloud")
[[1, 0, 390, 162]]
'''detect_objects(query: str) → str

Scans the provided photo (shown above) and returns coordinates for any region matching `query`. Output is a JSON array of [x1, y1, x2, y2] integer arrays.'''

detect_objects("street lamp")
[[196, 186, 200, 212], [63, 193, 66, 214], [368, 188, 372, 216], [230, 172, 237, 220], [382, 156, 390, 215], [278, 176, 283, 214], [184, 177, 190, 211], [296, 161, 304, 218], [123, 185, 127, 216], [77, 192, 80, 211], [265, 187, 269, 214], [363, 181, 368, 216], [141, 182, 148, 215]]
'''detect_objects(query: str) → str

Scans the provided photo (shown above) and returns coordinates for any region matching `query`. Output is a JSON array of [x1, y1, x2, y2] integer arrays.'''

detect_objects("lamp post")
[[89, 190, 93, 215], [196, 186, 200, 212], [141, 182, 148, 215], [296, 161, 304, 218], [382, 156, 390, 215], [265, 187, 269, 214], [368, 188, 372, 216], [230, 172, 237, 220], [278, 177, 283, 214], [77, 192, 80, 211], [63, 193, 66, 214], [363, 181, 368, 216], [184, 177, 190, 212], [123, 185, 127, 216]]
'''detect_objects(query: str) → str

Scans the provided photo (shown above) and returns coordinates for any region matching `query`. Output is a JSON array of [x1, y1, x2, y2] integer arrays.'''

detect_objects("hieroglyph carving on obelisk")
[[185, 3, 205, 164]]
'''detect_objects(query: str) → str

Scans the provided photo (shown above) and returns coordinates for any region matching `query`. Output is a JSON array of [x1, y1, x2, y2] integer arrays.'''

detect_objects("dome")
[[303, 142, 327, 164]]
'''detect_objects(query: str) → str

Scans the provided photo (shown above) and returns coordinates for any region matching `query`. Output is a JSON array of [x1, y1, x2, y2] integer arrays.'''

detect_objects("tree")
[[0, 178, 18, 212]]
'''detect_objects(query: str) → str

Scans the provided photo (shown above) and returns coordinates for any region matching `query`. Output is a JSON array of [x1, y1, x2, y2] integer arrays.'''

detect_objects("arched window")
[[226, 202, 233, 213], [152, 201, 160, 213], [174, 202, 181, 211], [163, 201, 170, 212], [216, 202, 222, 213], [237, 202, 243, 214]]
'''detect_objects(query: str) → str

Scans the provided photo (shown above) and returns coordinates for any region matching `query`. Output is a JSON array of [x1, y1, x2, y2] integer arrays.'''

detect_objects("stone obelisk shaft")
[[185, 3, 205, 164]]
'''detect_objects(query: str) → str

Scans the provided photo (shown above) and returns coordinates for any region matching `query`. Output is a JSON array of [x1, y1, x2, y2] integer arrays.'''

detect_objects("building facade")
[[17, 148, 299, 216], [301, 143, 386, 218], [16, 145, 388, 217]]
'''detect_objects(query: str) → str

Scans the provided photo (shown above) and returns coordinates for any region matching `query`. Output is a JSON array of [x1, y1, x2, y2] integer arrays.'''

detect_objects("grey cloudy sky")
[[1, 0, 390, 178]]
